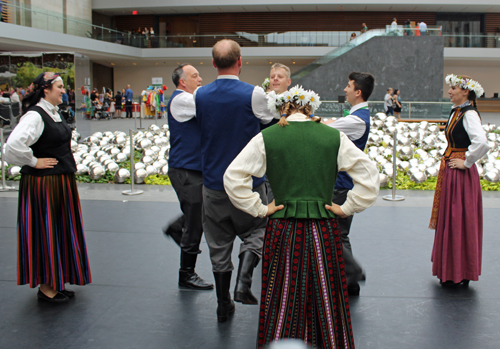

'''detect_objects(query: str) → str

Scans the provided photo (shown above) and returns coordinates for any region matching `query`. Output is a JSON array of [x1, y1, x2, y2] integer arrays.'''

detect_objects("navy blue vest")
[[167, 90, 202, 171], [195, 78, 265, 191], [335, 107, 371, 190]]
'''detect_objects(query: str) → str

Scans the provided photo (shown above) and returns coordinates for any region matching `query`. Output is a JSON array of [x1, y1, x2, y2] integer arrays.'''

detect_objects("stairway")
[[291, 29, 387, 81]]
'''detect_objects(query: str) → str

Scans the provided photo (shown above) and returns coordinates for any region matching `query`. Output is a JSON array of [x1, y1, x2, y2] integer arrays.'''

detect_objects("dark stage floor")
[[1, 185, 500, 349]]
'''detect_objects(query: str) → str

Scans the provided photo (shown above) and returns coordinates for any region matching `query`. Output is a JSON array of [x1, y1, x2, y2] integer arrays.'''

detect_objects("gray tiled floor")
[[1, 185, 500, 349]]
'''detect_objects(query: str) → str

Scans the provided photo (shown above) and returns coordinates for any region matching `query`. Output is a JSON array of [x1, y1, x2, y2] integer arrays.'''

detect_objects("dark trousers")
[[125, 100, 133, 118], [386, 106, 394, 116], [332, 189, 364, 284], [168, 167, 204, 254], [264, 175, 274, 203], [202, 183, 268, 272]]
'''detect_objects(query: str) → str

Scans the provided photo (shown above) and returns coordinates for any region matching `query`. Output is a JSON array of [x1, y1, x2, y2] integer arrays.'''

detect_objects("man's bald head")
[[126, 84, 130, 89], [212, 39, 241, 69]]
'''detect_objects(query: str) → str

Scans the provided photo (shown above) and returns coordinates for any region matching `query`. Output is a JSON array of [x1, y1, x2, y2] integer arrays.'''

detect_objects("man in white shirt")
[[263, 63, 292, 200], [269, 63, 291, 94], [163, 64, 213, 291], [419, 21, 427, 36], [194, 39, 274, 322], [391, 18, 398, 33], [327, 72, 375, 296]]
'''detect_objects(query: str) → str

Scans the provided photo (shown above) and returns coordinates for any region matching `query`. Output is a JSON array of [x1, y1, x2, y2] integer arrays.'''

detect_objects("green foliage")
[[144, 174, 171, 185], [381, 170, 500, 191], [480, 180, 500, 191], [12, 62, 75, 89]]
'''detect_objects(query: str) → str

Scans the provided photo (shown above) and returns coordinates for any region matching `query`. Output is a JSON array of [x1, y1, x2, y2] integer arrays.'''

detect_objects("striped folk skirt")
[[17, 173, 92, 291], [258, 218, 355, 349]]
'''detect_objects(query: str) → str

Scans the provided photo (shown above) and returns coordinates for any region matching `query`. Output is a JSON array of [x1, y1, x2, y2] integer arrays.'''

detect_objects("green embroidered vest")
[[262, 121, 341, 219]]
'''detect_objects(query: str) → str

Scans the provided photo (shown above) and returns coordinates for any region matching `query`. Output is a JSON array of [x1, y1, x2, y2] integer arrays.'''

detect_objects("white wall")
[[29, 0, 92, 35], [443, 64, 500, 98]]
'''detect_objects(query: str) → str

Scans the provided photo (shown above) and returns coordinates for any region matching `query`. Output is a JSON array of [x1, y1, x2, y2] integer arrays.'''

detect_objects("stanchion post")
[[383, 128, 405, 201], [0, 128, 17, 191], [122, 129, 143, 196], [137, 103, 144, 130]]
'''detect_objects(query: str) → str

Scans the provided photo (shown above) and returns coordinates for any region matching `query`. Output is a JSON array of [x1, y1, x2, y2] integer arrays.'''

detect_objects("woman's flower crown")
[[267, 85, 321, 118], [445, 74, 484, 98], [261, 78, 270, 92]]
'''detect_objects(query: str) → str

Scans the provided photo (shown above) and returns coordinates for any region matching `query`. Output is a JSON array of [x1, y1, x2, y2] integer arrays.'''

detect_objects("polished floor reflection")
[[0, 186, 499, 348]]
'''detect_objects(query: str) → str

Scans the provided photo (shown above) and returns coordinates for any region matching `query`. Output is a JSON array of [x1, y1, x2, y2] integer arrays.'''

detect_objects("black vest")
[[445, 105, 480, 150], [21, 106, 77, 176]]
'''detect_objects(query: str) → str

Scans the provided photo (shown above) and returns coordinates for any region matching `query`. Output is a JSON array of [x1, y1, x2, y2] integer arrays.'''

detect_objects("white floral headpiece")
[[267, 85, 321, 118], [445, 74, 484, 98], [261, 78, 270, 92]]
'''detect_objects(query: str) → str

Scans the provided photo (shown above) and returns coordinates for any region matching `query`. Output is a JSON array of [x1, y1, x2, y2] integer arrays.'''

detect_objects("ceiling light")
[[292, 62, 296, 64], [200, 62, 203, 64], [133, 63, 136, 65], [246, 62, 249, 64], [111, 63, 115, 66]]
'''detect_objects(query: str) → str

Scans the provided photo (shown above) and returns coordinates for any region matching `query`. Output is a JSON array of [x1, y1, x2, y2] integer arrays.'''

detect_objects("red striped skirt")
[[17, 173, 92, 291], [431, 163, 483, 283], [258, 218, 354, 349]]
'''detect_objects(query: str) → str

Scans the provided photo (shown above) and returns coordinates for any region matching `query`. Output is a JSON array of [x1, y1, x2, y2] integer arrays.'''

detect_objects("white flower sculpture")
[[445, 74, 484, 98], [267, 85, 322, 118]]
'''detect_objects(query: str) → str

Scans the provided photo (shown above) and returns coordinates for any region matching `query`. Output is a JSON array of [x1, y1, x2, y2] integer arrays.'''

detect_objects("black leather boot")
[[234, 251, 260, 305], [162, 215, 185, 246], [214, 271, 235, 322], [179, 252, 214, 290]]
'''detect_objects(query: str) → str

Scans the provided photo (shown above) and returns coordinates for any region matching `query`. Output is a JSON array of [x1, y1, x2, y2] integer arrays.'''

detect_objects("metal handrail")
[[3, 1, 500, 49]]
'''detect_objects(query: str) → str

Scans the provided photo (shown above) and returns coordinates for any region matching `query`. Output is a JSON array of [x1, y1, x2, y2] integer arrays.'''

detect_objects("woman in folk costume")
[[4, 72, 92, 303], [224, 86, 379, 348], [430, 75, 489, 286]]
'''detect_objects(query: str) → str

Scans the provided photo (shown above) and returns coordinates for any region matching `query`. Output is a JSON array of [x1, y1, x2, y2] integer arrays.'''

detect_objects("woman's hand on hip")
[[267, 200, 284, 217], [325, 203, 348, 218], [34, 158, 58, 169], [449, 159, 466, 170]]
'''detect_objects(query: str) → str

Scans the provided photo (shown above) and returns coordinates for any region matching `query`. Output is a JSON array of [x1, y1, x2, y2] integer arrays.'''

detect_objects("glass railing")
[[3, 1, 500, 50], [316, 101, 453, 119]]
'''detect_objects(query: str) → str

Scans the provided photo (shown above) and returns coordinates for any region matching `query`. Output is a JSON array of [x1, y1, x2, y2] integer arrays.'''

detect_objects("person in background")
[[4, 72, 92, 303], [419, 21, 427, 36], [67, 87, 74, 106], [61, 90, 69, 106], [150, 27, 155, 47], [124, 84, 133, 118], [393, 88, 402, 119], [404, 19, 412, 36], [361, 23, 368, 33], [350, 32, 357, 41], [430, 74, 489, 286], [114, 90, 122, 118], [391, 18, 398, 31], [90, 88, 98, 103], [384, 87, 394, 116], [10, 87, 20, 104]]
